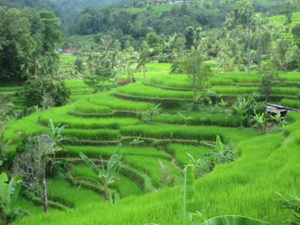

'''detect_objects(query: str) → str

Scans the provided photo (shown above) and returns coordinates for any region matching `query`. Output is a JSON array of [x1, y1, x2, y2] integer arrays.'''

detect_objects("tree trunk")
[[247, 7, 251, 75], [104, 183, 109, 202], [193, 73, 196, 104], [240, 115, 243, 127], [42, 174, 48, 213], [257, 22, 262, 74], [143, 65, 146, 80]]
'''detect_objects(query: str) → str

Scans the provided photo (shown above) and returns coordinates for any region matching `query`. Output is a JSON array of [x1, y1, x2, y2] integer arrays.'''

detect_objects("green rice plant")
[[0, 86, 22, 92], [89, 92, 154, 111], [71, 98, 111, 114], [280, 99, 300, 109], [166, 144, 212, 166], [214, 86, 258, 95], [13, 132, 300, 225], [146, 74, 191, 89], [121, 124, 258, 143], [3, 112, 46, 143], [116, 82, 193, 100], [153, 113, 240, 127], [146, 63, 172, 71], [124, 156, 181, 187], [73, 166, 142, 197], [119, 165, 154, 193], [62, 129, 120, 141], [62, 145, 169, 159], [59, 55, 77, 69], [39, 106, 139, 129], [47, 178, 104, 207]]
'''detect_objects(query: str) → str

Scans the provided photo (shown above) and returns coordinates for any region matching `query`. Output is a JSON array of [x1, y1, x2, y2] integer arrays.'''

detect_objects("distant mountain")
[[0, 0, 60, 13], [0, 0, 129, 30], [48, 0, 129, 27]]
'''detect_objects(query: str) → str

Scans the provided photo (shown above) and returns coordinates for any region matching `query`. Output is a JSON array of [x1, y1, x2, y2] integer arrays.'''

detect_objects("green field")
[[1, 63, 300, 225]]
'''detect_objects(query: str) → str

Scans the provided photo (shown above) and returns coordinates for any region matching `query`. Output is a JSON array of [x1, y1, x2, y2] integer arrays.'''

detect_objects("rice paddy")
[[3, 62, 300, 225]]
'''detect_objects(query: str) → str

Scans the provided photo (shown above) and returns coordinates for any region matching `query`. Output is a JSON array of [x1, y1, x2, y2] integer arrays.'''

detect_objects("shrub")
[[24, 78, 70, 108]]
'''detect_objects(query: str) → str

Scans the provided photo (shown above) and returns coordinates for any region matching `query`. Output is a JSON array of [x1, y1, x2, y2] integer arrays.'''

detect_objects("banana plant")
[[202, 135, 237, 166], [177, 112, 192, 126], [232, 96, 250, 127], [179, 165, 268, 225], [253, 112, 267, 134], [0, 172, 29, 224], [79, 144, 122, 202]]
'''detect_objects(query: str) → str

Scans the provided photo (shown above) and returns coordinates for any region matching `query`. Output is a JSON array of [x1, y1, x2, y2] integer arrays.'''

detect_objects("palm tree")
[[0, 172, 29, 224], [135, 48, 152, 80], [79, 144, 122, 202]]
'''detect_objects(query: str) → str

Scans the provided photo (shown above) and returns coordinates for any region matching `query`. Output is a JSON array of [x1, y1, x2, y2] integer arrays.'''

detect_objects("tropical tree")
[[232, 96, 250, 127], [79, 144, 122, 202], [180, 48, 212, 104], [202, 135, 237, 167], [253, 113, 267, 134], [0, 172, 28, 225], [13, 134, 63, 213], [259, 62, 280, 102], [187, 153, 211, 179], [135, 47, 152, 80], [270, 112, 287, 129], [48, 119, 69, 147]]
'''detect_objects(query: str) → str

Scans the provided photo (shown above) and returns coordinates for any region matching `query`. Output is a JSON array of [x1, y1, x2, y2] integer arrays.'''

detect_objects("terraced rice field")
[[3, 63, 300, 225], [270, 11, 300, 39]]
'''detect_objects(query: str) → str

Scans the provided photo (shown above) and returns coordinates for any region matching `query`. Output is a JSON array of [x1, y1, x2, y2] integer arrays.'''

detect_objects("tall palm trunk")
[[257, 22, 261, 73], [143, 65, 146, 80], [247, 7, 251, 75], [42, 174, 48, 213], [192, 73, 196, 104]]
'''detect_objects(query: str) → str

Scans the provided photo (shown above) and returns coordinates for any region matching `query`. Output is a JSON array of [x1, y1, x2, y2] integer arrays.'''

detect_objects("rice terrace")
[[0, 0, 300, 225]]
